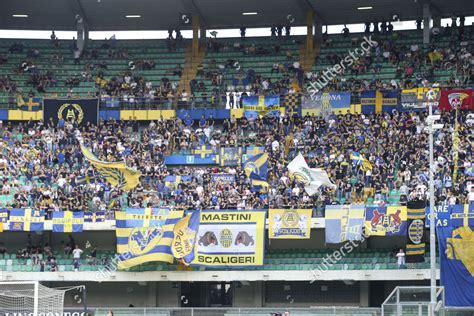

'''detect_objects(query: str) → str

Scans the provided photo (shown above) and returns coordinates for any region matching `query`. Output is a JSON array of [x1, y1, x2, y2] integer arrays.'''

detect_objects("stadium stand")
[[0, 0, 473, 313]]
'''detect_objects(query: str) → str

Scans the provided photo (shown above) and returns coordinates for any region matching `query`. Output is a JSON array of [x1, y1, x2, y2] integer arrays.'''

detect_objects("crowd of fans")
[[0, 25, 471, 216], [0, 23, 472, 109], [308, 22, 474, 93], [0, 107, 471, 218]]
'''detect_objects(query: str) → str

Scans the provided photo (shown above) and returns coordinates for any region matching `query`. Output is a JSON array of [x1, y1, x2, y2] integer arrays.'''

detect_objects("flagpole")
[[452, 107, 459, 184], [428, 103, 436, 316]]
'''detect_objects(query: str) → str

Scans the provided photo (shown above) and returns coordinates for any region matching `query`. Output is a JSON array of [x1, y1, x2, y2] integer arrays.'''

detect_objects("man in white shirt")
[[396, 249, 406, 268], [72, 245, 83, 272]]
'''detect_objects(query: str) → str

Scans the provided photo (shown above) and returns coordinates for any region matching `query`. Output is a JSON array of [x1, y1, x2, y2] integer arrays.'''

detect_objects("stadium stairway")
[[299, 41, 320, 73], [178, 45, 207, 95]]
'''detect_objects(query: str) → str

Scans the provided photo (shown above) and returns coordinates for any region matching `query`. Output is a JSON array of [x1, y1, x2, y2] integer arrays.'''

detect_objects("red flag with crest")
[[439, 89, 473, 111]]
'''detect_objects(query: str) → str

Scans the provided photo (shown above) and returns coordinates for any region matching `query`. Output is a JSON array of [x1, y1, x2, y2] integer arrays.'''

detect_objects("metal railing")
[[85, 307, 382, 316], [381, 286, 445, 316]]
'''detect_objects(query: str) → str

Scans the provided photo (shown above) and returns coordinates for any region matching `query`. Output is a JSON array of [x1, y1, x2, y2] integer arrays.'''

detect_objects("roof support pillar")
[[423, 3, 431, 44], [192, 15, 200, 57], [306, 11, 314, 53]]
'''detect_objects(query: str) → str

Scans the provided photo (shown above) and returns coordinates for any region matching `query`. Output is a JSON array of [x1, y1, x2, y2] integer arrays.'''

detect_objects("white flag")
[[287, 153, 336, 196]]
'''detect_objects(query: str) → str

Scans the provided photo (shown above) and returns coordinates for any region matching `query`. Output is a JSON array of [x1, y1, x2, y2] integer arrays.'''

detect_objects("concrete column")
[[314, 22, 323, 48], [422, 4, 431, 44], [156, 282, 180, 307], [146, 282, 157, 306], [200, 26, 207, 46], [192, 15, 200, 56], [76, 18, 88, 54], [359, 281, 369, 307], [233, 281, 263, 307], [306, 11, 314, 53]]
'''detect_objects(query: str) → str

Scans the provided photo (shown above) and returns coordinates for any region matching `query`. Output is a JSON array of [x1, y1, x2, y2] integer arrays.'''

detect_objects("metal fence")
[[87, 307, 381, 316], [73, 306, 474, 316]]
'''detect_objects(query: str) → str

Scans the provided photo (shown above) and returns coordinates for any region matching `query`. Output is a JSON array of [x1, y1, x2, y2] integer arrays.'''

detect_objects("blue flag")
[[243, 153, 269, 192], [75, 171, 96, 186], [425, 202, 451, 228], [84, 211, 105, 222], [438, 216, 474, 306], [325, 205, 365, 243], [9, 209, 44, 231], [104, 97, 120, 108], [243, 95, 280, 119], [450, 204, 474, 228], [52, 211, 84, 233]]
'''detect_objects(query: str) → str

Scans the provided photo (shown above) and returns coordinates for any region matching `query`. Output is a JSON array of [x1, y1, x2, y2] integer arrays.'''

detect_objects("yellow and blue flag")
[[84, 211, 105, 222], [220, 147, 242, 166], [9, 208, 45, 231], [283, 93, 302, 116], [75, 171, 96, 186], [104, 97, 120, 108], [115, 208, 185, 269], [172, 211, 200, 265], [243, 153, 269, 192], [243, 95, 280, 119], [193, 145, 216, 159], [437, 204, 474, 306], [80, 144, 141, 191], [350, 151, 372, 171], [245, 146, 265, 157], [164, 175, 193, 188], [18, 97, 41, 111], [465, 167, 474, 177], [0, 209, 9, 223], [450, 204, 474, 228], [0, 209, 8, 233], [52, 211, 84, 233], [438, 225, 474, 306], [325, 205, 365, 243], [365, 206, 407, 236], [406, 200, 426, 263]]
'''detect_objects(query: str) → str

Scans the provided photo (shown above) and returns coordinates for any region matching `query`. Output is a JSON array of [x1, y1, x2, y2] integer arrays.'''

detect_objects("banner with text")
[[190, 210, 266, 268], [269, 209, 312, 239]]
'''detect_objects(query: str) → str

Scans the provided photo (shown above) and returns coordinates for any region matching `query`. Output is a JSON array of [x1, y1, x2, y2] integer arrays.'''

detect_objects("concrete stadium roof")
[[0, 0, 473, 31]]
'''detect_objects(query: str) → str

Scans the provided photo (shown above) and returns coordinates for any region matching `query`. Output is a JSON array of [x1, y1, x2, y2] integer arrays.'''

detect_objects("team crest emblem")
[[409, 219, 424, 244], [57, 103, 85, 124], [291, 167, 313, 186], [370, 208, 403, 233], [425, 89, 438, 100], [448, 92, 469, 109], [220, 229, 233, 248], [245, 162, 259, 175], [128, 227, 163, 255], [283, 211, 298, 227]]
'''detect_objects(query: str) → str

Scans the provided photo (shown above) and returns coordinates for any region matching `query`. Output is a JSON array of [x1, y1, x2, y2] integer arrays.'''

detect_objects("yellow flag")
[[80, 144, 141, 191]]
